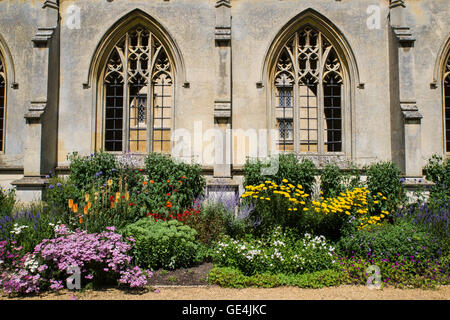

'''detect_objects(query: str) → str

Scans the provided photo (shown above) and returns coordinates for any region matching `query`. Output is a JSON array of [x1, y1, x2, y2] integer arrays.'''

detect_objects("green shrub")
[[183, 202, 231, 246], [277, 269, 343, 288], [423, 155, 450, 205], [68, 151, 119, 190], [337, 219, 441, 261], [121, 217, 200, 270], [339, 255, 449, 289], [0, 187, 16, 216], [320, 163, 362, 198], [43, 176, 79, 212], [365, 161, 404, 211], [206, 267, 342, 289], [212, 227, 337, 276], [243, 154, 317, 196], [207, 267, 281, 288], [144, 153, 206, 209], [0, 204, 58, 253]]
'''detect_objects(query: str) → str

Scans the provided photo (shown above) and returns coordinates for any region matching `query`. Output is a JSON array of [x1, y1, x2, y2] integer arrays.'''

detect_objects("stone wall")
[[0, 0, 448, 202]]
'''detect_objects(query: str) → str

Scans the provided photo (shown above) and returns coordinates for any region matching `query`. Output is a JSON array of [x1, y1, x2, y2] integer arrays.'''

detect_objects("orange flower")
[[110, 202, 115, 209], [85, 194, 90, 202], [182, 176, 187, 179], [143, 181, 148, 186], [166, 201, 172, 208], [79, 217, 83, 224], [115, 192, 121, 200], [68, 199, 73, 209], [150, 180, 154, 184], [83, 206, 88, 215], [87, 202, 92, 209], [73, 203, 78, 213]]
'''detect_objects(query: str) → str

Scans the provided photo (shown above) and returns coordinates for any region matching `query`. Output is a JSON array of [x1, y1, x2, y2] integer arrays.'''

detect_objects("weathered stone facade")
[[0, 0, 449, 202]]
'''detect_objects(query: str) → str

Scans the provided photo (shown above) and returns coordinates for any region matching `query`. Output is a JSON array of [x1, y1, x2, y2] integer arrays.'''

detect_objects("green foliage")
[[320, 163, 362, 198], [365, 161, 404, 211], [340, 255, 449, 289], [206, 267, 342, 289], [243, 154, 317, 196], [43, 176, 79, 212], [0, 204, 59, 253], [337, 219, 441, 261], [121, 217, 200, 270], [144, 153, 206, 209], [183, 202, 229, 246], [206, 267, 280, 288], [68, 151, 119, 190], [212, 228, 337, 276], [277, 269, 343, 288], [0, 187, 16, 216], [423, 155, 450, 205]]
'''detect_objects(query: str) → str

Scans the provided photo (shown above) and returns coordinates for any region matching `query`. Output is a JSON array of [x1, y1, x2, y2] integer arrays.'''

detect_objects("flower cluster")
[[213, 228, 336, 276], [0, 226, 151, 295], [311, 188, 390, 229], [242, 179, 310, 212]]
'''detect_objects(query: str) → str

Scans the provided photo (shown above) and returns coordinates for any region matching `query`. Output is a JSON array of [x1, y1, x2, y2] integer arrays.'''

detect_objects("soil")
[[146, 262, 214, 286]]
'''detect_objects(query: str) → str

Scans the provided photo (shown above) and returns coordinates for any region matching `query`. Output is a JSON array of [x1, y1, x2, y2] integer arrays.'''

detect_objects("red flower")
[[167, 193, 171, 196], [109, 196, 114, 201]]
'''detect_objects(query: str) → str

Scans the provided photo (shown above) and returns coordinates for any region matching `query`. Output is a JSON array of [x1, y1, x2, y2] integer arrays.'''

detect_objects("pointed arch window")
[[273, 26, 344, 153], [444, 52, 450, 153], [0, 54, 5, 152], [102, 26, 173, 154]]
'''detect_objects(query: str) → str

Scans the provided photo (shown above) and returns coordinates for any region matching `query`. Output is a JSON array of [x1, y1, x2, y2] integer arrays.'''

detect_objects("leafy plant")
[[144, 153, 205, 209], [243, 154, 317, 196], [121, 217, 200, 270], [0, 187, 16, 216], [365, 161, 404, 212], [423, 155, 450, 206], [337, 219, 441, 261]]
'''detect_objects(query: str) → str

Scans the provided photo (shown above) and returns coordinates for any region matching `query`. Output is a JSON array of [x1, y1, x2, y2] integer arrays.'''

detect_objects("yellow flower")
[[303, 208, 309, 211], [265, 198, 271, 201], [85, 194, 90, 202], [107, 179, 113, 187], [282, 179, 288, 183]]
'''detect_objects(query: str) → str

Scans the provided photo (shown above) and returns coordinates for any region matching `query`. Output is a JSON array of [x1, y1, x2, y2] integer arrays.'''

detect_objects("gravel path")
[[3, 285, 449, 300]]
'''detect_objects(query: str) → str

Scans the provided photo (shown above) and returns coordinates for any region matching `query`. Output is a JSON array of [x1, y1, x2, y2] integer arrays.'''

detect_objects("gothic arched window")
[[273, 26, 344, 153], [0, 54, 6, 152], [102, 25, 173, 154], [444, 52, 450, 153]]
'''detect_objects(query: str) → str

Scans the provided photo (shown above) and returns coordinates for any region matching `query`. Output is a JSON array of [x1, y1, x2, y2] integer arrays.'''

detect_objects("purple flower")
[[48, 184, 54, 189]]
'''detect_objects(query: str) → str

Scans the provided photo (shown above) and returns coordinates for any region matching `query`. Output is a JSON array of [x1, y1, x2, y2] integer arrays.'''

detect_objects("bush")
[[243, 154, 317, 196], [121, 217, 200, 270], [206, 267, 280, 288], [339, 255, 449, 289], [423, 155, 450, 205], [68, 151, 119, 191], [44, 176, 79, 212], [212, 228, 337, 276], [365, 161, 404, 211], [206, 267, 342, 289], [0, 187, 16, 216], [337, 219, 441, 261], [320, 163, 362, 198], [0, 205, 58, 253], [0, 226, 152, 295], [144, 153, 205, 209]]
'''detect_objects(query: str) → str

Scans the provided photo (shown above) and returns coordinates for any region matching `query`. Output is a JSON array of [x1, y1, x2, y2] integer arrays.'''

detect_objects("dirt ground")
[[2, 285, 449, 300]]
